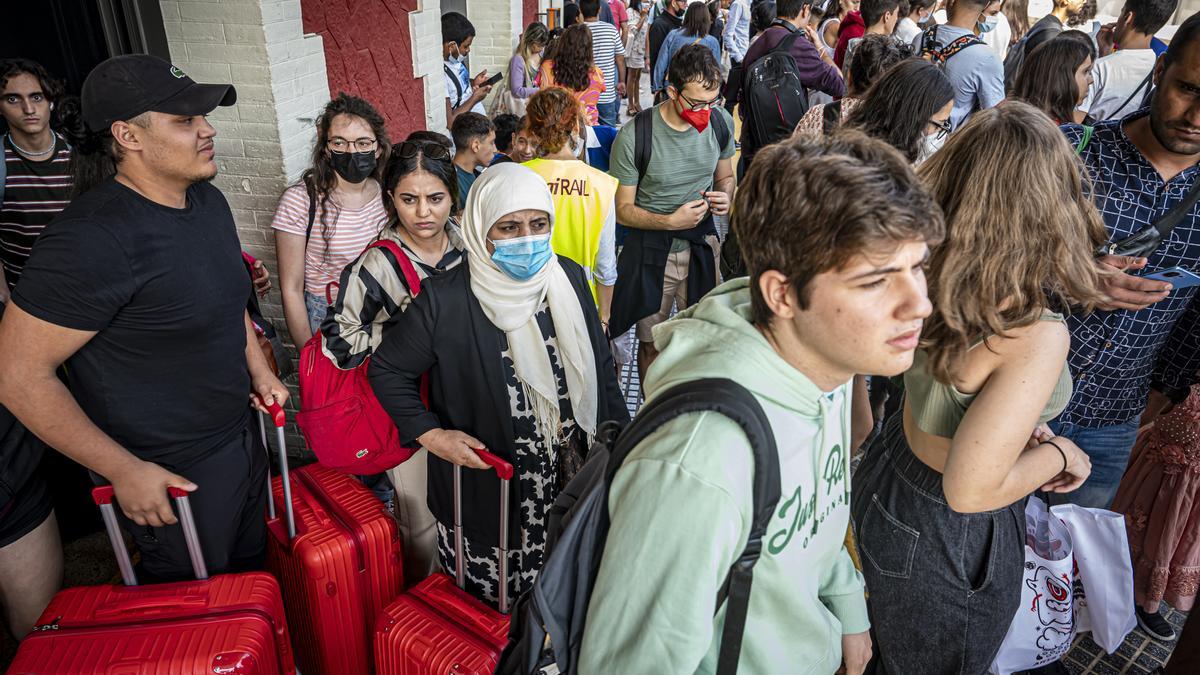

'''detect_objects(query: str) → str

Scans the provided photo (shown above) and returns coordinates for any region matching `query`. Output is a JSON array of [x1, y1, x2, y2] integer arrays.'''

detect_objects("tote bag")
[[1051, 503, 1137, 653]]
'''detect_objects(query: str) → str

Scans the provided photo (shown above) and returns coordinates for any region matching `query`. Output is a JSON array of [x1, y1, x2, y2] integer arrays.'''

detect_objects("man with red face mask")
[[607, 44, 735, 388]]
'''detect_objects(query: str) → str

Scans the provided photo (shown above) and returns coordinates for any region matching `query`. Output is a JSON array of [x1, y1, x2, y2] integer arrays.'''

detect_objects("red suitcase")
[[373, 452, 514, 674], [259, 399, 404, 675], [9, 485, 295, 675]]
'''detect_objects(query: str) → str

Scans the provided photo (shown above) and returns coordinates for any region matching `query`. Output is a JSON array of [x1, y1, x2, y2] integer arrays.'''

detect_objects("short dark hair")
[[580, 0, 602, 19], [441, 12, 475, 46], [1163, 11, 1200, 71], [861, 0, 901, 26], [0, 58, 63, 103], [734, 130, 944, 326], [493, 113, 521, 153], [951, 0, 992, 15], [451, 111, 494, 150], [751, 1, 778, 33], [1124, 0, 1178, 35], [847, 34, 913, 95], [776, 0, 812, 19], [668, 43, 723, 91]]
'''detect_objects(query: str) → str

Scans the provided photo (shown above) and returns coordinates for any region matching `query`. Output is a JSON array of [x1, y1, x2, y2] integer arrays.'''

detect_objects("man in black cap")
[[0, 54, 288, 581]]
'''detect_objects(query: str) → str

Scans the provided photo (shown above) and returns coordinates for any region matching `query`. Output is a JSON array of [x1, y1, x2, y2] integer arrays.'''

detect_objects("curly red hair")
[[523, 87, 583, 155]]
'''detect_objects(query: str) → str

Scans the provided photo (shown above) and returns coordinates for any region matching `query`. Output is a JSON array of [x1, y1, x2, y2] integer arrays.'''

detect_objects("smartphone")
[[1143, 266, 1200, 289], [484, 72, 503, 87]]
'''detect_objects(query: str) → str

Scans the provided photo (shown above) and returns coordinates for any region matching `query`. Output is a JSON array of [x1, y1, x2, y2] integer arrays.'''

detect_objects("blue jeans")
[[596, 99, 620, 127], [1048, 417, 1141, 509]]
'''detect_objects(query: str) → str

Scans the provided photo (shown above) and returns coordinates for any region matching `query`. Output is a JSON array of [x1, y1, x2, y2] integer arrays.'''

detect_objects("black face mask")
[[329, 150, 377, 183]]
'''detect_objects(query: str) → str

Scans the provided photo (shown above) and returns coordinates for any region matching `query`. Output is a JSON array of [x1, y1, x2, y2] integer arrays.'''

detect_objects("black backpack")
[[496, 378, 782, 675], [741, 25, 810, 154]]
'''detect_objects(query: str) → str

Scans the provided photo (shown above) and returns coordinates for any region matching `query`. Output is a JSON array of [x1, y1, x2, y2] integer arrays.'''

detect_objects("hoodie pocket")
[[859, 494, 919, 579]]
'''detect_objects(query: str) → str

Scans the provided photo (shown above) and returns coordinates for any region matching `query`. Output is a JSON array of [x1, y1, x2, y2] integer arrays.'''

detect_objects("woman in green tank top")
[[851, 102, 1111, 674]]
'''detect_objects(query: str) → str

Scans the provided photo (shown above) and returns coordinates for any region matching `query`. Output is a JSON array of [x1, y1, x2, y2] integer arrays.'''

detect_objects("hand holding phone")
[[484, 71, 504, 88], [1143, 266, 1200, 289]]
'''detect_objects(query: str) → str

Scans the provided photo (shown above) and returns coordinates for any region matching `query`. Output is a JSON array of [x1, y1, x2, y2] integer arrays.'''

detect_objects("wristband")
[[1043, 438, 1068, 475]]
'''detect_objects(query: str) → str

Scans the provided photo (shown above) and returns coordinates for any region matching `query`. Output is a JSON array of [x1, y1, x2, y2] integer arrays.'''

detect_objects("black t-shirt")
[[13, 178, 251, 469]]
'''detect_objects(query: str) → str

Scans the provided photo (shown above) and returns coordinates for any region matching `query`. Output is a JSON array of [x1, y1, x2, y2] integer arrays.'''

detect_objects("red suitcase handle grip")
[[91, 485, 115, 505], [474, 448, 514, 481], [252, 393, 286, 428]]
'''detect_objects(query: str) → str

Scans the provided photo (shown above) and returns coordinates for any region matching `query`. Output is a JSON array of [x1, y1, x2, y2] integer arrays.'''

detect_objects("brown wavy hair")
[[551, 24, 595, 92], [916, 101, 1109, 384], [524, 87, 583, 155]]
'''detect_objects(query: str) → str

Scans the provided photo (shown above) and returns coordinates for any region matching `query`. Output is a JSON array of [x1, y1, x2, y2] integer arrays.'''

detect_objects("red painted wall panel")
[[300, 0, 425, 140], [524, 0, 538, 26]]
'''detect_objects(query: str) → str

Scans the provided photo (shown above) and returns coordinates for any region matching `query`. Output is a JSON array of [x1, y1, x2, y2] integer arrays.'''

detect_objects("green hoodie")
[[579, 279, 869, 674]]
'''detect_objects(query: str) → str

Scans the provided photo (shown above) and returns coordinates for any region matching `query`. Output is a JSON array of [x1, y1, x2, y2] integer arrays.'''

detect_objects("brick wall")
[[412, 0, 450, 133], [466, 0, 522, 111], [160, 0, 331, 451], [300, 0, 427, 141]]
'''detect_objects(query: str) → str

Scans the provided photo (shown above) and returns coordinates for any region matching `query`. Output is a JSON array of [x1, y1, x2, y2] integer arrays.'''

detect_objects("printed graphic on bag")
[[1026, 562, 1075, 660]]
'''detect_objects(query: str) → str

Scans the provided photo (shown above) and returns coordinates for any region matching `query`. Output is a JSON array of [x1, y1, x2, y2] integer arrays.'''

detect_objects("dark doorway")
[[0, 0, 169, 96]]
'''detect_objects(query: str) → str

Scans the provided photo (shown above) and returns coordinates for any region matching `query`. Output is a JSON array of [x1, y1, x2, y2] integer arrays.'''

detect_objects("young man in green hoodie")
[[578, 131, 945, 674]]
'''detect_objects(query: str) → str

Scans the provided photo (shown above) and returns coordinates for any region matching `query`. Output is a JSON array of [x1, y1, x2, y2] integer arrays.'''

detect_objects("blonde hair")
[[917, 101, 1109, 383], [515, 23, 550, 82]]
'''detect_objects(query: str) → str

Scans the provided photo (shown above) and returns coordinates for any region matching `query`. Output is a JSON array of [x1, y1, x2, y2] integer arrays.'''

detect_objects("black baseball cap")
[[81, 54, 237, 132]]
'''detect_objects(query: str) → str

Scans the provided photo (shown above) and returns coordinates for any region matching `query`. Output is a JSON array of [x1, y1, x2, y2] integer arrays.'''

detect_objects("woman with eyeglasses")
[[842, 58, 955, 163], [494, 22, 549, 116], [272, 94, 391, 346], [536, 24, 606, 125], [317, 134, 464, 581], [851, 102, 1106, 673], [368, 163, 628, 607]]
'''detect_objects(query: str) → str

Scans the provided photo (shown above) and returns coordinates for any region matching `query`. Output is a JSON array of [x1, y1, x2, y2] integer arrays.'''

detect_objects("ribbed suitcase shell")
[[9, 571, 294, 675], [266, 463, 403, 675], [373, 573, 510, 675]]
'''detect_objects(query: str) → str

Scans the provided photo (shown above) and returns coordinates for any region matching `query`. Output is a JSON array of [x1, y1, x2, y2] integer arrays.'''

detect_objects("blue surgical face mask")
[[977, 14, 999, 32], [489, 233, 553, 281], [448, 43, 465, 64]]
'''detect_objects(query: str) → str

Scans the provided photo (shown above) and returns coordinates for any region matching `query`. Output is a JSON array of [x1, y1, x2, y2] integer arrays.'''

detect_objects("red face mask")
[[674, 95, 711, 134]]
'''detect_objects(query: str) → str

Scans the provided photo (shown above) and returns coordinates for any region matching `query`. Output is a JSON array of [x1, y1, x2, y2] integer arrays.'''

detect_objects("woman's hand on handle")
[[418, 428, 491, 470]]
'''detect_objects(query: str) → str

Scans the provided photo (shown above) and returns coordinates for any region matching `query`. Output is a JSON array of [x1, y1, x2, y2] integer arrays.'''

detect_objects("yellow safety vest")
[[523, 158, 618, 306]]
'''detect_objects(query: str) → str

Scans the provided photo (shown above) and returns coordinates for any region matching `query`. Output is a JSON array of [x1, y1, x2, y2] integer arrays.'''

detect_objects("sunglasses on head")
[[397, 140, 451, 161]]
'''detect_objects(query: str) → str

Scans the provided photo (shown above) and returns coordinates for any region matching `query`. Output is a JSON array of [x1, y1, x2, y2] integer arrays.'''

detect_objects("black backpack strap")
[[1114, 70, 1153, 117], [444, 64, 463, 107], [711, 107, 731, 152], [605, 378, 781, 675], [633, 107, 655, 183], [822, 101, 841, 134], [1150, 178, 1200, 243]]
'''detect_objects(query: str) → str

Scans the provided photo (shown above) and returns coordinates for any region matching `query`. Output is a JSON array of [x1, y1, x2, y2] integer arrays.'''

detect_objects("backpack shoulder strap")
[[1074, 125, 1094, 155], [939, 34, 985, 62], [605, 378, 781, 675], [772, 27, 804, 55], [1114, 70, 1153, 117], [633, 108, 655, 183], [444, 64, 463, 107], [366, 239, 422, 297], [1149, 173, 1200, 243], [303, 177, 317, 243], [710, 107, 731, 152]]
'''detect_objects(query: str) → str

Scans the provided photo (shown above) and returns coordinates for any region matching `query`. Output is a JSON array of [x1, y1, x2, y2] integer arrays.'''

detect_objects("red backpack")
[[296, 239, 426, 474]]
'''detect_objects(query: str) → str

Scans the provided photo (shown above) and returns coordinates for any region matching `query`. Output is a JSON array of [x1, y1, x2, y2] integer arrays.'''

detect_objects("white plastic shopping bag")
[[1051, 503, 1137, 653], [990, 497, 1077, 675]]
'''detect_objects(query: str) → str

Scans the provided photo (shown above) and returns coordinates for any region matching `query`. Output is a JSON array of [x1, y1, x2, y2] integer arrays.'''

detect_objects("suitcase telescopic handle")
[[253, 394, 295, 540], [452, 449, 515, 613], [91, 485, 208, 586]]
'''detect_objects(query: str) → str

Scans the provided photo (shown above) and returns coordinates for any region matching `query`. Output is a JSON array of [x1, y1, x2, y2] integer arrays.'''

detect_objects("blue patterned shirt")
[[1058, 111, 1200, 428]]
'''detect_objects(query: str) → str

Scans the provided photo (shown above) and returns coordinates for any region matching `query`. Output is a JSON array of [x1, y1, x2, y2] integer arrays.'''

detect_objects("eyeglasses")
[[396, 140, 451, 161], [327, 137, 378, 153], [676, 90, 724, 112], [928, 118, 952, 141]]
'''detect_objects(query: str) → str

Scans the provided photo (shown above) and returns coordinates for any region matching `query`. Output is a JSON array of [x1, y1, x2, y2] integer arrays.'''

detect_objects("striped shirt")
[[270, 182, 388, 295], [586, 20, 623, 104], [320, 221, 465, 369], [0, 135, 72, 291]]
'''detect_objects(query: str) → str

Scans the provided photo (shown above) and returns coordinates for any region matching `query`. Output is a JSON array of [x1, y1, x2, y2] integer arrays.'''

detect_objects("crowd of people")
[[0, 0, 1198, 672]]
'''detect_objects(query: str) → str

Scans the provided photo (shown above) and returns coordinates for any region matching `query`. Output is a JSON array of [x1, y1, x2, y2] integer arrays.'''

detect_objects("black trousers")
[[722, 59, 742, 114], [114, 423, 268, 582]]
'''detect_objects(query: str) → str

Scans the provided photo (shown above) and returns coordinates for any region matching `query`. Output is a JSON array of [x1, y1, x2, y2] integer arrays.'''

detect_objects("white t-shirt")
[[895, 17, 922, 45], [981, 12, 1012, 62], [1083, 48, 1157, 122], [444, 59, 486, 116]]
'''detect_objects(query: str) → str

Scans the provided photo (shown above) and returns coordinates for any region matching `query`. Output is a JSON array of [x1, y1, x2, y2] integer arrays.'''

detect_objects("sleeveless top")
[[817, 18, 839, 56], [905, 311, 1073, 438]]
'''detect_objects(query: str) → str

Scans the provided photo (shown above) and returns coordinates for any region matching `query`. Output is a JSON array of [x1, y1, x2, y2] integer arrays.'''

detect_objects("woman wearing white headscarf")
[[369, 163, 628, 605]]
